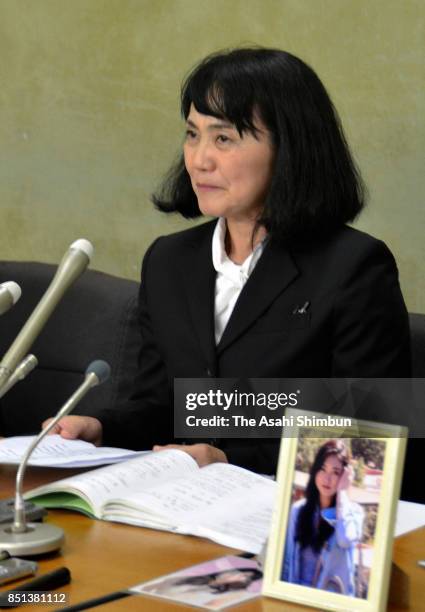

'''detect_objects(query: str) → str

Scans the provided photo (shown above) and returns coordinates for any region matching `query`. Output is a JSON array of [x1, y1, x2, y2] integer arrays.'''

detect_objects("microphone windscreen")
[[70, 239, 94, 260], [86, 360, 111, 384], [2, 281, 22, 304]]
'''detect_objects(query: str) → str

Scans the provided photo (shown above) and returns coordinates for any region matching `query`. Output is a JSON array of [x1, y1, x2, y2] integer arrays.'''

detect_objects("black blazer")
[[101, 220, 411, 472]]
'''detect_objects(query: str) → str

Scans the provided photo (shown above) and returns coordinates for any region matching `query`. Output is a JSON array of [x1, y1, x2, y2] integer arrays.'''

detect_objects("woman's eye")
[[217, 134, 231, 144], [185, 129, 197, 140]]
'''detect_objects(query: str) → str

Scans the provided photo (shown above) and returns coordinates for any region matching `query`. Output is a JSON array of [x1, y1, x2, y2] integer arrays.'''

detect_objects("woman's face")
[[314, 455, 344, 506], [183, 105, 275, 223]]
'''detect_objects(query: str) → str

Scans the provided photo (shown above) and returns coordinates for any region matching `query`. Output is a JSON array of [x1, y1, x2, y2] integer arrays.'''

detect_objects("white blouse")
[[212, 217, 266, 344]]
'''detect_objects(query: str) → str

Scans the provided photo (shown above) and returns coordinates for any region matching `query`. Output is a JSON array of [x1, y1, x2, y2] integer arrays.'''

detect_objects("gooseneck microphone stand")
[[0, 360, 110, 555]]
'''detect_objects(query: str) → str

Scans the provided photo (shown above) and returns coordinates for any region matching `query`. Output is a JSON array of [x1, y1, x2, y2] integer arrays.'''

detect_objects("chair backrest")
[[0, 261, 139, 436], [409, 312, 425, 377]]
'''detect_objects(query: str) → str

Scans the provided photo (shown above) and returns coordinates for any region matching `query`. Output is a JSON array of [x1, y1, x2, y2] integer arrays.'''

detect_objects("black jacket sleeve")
[[101, 239, 173, 449], [331, 238, 411, 377]]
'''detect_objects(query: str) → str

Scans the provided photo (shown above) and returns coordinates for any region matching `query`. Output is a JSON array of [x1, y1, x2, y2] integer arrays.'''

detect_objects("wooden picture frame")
[[262, 409, 407, 612]]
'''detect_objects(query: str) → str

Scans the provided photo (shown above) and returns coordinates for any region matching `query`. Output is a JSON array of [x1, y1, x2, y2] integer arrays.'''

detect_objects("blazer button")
[[206, 368, 213, 377]]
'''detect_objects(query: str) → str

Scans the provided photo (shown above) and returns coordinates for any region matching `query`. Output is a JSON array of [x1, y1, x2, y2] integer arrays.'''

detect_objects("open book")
[[25, 449, 276, 554]]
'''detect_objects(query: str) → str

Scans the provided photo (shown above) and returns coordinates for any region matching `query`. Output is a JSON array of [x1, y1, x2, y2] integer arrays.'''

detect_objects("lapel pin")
[[293, 301, 310, 315]]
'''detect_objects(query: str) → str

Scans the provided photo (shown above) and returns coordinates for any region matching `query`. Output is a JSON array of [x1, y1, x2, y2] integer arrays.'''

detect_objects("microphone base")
[[0, 522, 64, 556]]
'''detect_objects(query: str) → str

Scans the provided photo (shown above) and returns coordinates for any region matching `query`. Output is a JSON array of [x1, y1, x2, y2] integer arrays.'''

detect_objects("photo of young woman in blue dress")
[[281, 439, 367, 596]]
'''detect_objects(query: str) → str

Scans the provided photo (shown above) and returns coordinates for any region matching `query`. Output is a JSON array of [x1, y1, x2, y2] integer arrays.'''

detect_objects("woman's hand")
[[41, 415, 103, 446], [338, 465, 353, 492], [153, 443, 228, 467]]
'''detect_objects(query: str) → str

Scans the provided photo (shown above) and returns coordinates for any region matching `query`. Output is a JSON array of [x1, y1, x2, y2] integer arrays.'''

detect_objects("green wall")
[[1, 0, 423, 311]]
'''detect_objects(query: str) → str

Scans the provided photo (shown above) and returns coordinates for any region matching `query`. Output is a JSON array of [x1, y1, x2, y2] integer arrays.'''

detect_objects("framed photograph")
[[262, 409, 407, 612]]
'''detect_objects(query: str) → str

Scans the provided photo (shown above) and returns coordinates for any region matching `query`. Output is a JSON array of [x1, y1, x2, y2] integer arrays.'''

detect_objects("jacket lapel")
[[179, 222, 300, 363], [217, 240, 299, 354]]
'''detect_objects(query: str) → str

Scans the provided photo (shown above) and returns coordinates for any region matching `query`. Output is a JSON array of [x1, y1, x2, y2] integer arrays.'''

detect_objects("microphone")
[[0, 239, 93, 391], [0, 359, 110, 556], [0, 281, 21, 315], [0, 354, 38, 399]]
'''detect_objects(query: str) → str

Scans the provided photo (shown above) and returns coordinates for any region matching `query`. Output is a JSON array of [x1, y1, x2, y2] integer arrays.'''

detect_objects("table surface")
[[0, 465, 423, 611]]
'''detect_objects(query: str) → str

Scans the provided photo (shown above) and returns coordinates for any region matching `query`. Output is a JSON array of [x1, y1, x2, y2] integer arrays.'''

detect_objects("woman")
[[282, 440, 364, 596], [143, 567, 262, 596], [141, 567, 262, 608], [46, 48, 410, 472]]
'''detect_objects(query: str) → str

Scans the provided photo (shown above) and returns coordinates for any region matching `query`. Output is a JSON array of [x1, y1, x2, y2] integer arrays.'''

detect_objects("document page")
[[105, 462, 277, 552], [0, 435, 141, 467], [196, 497, 274, 554], [395, 500, 425, 536], [26, 449, 199, 516]]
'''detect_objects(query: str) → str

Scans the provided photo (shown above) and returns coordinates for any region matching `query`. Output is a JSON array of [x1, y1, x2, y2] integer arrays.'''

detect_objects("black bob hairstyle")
[[296, 439, 350, 552], [153, 47, 366, 245]]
